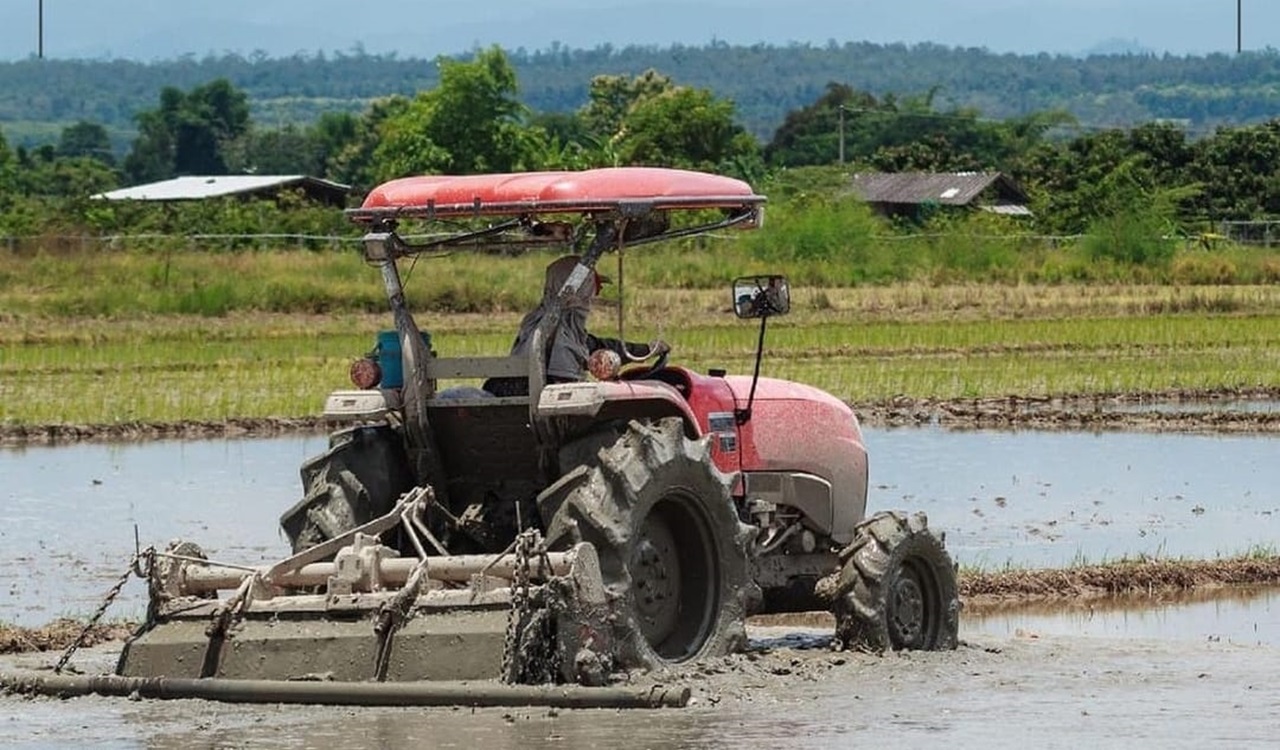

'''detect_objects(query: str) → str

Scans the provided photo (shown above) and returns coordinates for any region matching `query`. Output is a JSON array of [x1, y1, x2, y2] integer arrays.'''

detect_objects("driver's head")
[[543, 255, 609, 303]]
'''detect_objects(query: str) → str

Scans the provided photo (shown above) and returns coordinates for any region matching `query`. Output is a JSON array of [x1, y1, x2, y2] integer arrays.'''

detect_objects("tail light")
[[350, 357, 382, 390]]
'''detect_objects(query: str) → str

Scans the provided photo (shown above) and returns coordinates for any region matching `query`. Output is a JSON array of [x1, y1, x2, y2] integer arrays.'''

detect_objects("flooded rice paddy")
[[2, 419, 1279, 748], [2, 423, 1277, 633]]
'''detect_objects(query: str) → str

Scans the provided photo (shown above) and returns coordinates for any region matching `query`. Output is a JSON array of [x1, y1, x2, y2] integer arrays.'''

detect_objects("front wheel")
[[823, 511, 959, 652], [538, 418, 753, 671]]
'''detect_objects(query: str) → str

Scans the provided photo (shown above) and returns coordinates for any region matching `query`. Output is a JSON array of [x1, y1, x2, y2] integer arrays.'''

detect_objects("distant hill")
[[4, 42, 1280, 153]]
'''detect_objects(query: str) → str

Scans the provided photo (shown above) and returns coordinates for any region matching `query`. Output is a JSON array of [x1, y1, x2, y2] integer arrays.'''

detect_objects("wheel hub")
[[889, 572, 926, 647], [630, 515, 683, 648]]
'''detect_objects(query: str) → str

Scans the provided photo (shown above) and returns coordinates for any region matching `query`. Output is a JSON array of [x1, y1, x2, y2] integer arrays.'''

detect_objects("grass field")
[[3, 270, 1278, 426]]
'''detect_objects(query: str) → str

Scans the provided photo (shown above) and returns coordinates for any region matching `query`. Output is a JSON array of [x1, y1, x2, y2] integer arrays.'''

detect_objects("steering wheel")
[[619, 346, 670, 381]]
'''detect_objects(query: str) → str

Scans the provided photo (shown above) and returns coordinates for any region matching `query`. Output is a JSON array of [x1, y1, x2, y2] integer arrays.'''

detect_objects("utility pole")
[[1238, 0, 1243, 54], [838, 106, 846, 164], [38, 0, 44, 58]]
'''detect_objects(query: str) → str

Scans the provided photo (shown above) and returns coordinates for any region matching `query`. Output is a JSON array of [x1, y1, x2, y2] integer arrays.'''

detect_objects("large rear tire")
[[825, 511, 959, 652], [538, 418, 754, 671], [279, 425, 414, 553]]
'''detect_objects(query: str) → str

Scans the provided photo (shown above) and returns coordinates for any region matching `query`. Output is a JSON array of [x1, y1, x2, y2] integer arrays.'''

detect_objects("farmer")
[[485, 255, 667, 396]]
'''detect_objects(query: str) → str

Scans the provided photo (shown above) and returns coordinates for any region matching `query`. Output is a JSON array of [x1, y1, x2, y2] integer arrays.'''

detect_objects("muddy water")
[[1, 437, 319, 625], [3, 427, 1280, 748], [870, 427, 1280, 569], [2, 631, 1278, 749], [2, 427, 1278, 626]]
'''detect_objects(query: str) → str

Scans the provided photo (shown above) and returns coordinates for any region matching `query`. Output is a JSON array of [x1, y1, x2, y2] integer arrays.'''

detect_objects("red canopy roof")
[[350, 167, 764, 221]]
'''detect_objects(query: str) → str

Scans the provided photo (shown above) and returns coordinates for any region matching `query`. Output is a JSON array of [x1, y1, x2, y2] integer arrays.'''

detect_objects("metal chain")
[[500, 529, 536, 684], [53, 550, 148, 674]]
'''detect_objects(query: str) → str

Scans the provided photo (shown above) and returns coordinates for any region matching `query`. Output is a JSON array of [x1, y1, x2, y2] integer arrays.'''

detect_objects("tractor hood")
[[721, 376, 854, 415], [722, 375, 868, 545]]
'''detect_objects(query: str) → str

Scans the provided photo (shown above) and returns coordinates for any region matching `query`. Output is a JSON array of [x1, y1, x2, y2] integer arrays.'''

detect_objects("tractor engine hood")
[[722, 375, 869, 544]]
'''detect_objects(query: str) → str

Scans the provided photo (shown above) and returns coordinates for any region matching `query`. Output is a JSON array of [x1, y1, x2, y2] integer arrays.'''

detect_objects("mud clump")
[[0, 619, 133, 655]]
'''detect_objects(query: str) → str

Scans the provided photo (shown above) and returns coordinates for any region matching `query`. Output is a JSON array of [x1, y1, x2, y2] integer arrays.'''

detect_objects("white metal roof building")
[[93, 175, 351, 206]]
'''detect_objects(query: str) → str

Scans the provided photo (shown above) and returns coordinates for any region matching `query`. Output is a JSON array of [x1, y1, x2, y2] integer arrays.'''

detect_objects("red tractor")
[[118, 168, 957, 685]]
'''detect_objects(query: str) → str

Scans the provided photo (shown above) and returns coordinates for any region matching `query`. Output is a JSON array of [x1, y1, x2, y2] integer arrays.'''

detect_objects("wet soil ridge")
[[856, 387, 1280, 434], [3, 388, 1278, 446], [0, 619, 133, 656], [0, 417, 330, 446], [961, 556, 1280, 602]]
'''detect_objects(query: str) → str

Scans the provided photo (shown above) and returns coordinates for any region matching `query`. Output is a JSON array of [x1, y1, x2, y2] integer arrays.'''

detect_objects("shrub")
[[1082, 209, 1177, 267]]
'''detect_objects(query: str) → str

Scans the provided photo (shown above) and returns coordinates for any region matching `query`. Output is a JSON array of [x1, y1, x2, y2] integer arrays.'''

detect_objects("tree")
[[1186, 120, 1280, 220], [328, 97, 410, 191], [122, 79, 250, 183], [372, 47, 533, 180], [224, 124, 327, 176], [615, 86, 760, 170], [0, 130, 16, 206], [57, 121, 115, 166], [765, 82, 878, 166], [580, 69, 674, 141]]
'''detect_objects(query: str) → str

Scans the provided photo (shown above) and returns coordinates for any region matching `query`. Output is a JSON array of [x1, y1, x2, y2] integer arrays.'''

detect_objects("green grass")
[[3, 303, 1278, 425], [4, 238, 1280, 426]]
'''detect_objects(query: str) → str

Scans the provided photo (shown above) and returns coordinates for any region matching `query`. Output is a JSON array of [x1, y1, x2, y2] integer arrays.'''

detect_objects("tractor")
[[117, 167, 958, 686]]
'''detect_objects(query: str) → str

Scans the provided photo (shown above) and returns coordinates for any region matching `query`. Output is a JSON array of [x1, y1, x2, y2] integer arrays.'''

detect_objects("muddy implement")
[[117, 493, 613, 685], [0, 673, 690, 709]]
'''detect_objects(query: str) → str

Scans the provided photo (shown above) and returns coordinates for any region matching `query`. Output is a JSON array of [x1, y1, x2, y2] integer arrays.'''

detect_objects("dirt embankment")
[[0, 417, 331, 446], [3, 387, 1278, 447], [961, 556, 1280, 604], [855, 387, 1280, 434]]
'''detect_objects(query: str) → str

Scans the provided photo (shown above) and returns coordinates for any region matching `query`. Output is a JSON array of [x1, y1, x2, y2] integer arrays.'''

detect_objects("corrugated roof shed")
[[93, 175, 350, 203], [850, 171, 1030, 215]]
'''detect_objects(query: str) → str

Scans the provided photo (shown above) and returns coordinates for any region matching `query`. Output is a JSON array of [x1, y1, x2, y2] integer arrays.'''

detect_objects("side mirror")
[[732, 275, 790, 319]]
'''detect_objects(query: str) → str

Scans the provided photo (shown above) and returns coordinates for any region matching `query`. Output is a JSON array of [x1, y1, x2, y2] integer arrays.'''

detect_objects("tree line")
[[5, 41, 1280, 149], [4, 46, 1280, 242]]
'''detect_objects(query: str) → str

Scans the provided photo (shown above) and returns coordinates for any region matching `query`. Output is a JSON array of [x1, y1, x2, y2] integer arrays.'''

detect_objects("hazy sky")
[[1, 1, 1275, 60]]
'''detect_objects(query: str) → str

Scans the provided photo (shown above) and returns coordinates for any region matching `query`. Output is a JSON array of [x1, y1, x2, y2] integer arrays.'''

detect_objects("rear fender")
[[535, 381, 701, 439]]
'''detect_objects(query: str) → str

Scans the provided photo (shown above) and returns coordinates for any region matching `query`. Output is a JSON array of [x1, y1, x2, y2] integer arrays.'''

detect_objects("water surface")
[[2, 427, 1277, 628]]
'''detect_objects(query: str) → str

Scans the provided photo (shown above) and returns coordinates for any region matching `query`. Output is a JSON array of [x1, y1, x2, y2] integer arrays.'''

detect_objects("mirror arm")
[[735, 314, 769, 425]]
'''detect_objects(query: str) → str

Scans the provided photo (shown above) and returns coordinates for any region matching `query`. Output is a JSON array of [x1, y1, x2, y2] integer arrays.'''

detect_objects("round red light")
[[350, 358, 382, 389]]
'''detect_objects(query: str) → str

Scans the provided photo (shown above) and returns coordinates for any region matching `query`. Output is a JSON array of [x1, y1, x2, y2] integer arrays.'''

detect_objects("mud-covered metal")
[[118, 490, 613, 684]]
